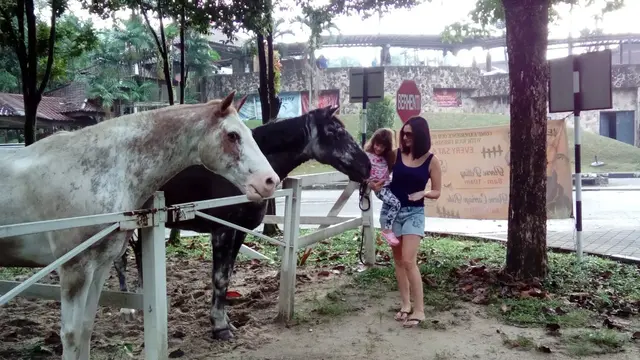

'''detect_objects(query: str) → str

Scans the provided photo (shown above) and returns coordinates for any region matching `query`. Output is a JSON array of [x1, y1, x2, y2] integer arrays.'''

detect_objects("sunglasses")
[[402, 132, 413, 139]]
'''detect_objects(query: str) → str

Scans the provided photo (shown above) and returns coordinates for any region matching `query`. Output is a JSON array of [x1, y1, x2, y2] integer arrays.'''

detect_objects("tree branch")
[[38, 0, 57, 95], [140, 3, 166, 58], [24, 0, 37, 95]]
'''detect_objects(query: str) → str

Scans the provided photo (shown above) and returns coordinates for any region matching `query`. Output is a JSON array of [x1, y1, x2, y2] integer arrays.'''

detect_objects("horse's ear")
[[235, 95, 248, 111], [327, 104, 340, 117], [220, 90, 237, 112]]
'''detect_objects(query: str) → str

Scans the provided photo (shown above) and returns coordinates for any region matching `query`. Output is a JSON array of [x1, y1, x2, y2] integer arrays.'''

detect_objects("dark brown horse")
[[114, 105, 371, 340]]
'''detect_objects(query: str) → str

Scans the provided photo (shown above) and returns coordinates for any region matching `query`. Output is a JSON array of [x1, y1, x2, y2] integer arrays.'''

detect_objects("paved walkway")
[[455, 230, 640, 261]]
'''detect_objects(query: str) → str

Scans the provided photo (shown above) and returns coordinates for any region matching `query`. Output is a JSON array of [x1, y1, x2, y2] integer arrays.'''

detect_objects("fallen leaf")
[[226, 290, 242, 299], [422, 276, 437, 287], [332, 265, 346, 272], [537, 345, 552, 353], [603, 318, 628, 330], [519, 291, 531, 298], [632, 331, 640, 340], [471, 294, 489, 305], [545, 323, 561, 334], [317, 270, 331, 277], [500, 304, 510, 313], [554, 306, 568, 315], [169, 349, 185, 358]]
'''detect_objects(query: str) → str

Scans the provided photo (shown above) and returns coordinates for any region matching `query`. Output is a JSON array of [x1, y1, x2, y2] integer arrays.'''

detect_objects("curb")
[[424, 231, 640, 265]]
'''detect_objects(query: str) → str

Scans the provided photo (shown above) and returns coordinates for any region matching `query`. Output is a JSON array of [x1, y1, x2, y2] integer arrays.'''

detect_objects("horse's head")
[[198, 91, 280, 201], [304, 105, 371, 183]]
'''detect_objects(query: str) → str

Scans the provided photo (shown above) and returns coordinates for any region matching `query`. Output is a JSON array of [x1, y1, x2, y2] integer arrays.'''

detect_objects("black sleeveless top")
[[389, 150, 434, 207]]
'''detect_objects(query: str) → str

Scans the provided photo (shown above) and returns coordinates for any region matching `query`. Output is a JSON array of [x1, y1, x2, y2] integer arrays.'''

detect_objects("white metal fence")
[[0, 172, 375, 359]]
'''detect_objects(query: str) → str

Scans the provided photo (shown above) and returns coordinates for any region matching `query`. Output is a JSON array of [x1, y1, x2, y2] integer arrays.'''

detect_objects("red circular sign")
[[396, 80, 422, 123]]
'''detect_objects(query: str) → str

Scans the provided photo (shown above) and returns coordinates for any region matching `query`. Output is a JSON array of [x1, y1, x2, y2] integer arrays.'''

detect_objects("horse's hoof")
[[119, 308, 137, 321], [212, 328, 234, 341]]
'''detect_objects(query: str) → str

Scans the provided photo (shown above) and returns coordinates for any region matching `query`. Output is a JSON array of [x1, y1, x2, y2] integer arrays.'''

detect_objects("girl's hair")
[[364, 128, 396, 172], [400, 116, 432, 159]]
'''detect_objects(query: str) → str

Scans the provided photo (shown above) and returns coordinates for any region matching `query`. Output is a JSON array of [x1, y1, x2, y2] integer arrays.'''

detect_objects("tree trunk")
[[503, 0, 549, 280], [179, 5, 186, 105], [257, 33, 281, 236], [23, 103, 37, 145], [256, 34, 270, 123], [266, 32, 281, 119]]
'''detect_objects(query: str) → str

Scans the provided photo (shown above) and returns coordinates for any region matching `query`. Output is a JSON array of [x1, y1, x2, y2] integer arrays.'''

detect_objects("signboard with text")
[[425, 120, 573, 220], [433, 88, 462, 107], [396, 80, 421, 122]]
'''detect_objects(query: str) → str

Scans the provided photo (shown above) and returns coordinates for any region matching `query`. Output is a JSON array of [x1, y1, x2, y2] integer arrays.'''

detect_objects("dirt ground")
[[1, 255, 639, 360]]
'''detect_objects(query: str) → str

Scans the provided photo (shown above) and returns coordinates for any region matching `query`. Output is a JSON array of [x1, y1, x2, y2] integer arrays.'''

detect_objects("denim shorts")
[[380, 204, 425, 238]]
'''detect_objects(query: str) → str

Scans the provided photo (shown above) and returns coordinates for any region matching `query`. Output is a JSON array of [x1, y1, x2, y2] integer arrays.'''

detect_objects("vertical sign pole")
[[572, 57, 583, 261], [361, 68, 369, 147]]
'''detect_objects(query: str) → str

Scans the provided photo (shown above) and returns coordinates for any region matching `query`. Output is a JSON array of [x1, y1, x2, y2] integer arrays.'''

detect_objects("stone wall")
[[206, 64, 640, 145]]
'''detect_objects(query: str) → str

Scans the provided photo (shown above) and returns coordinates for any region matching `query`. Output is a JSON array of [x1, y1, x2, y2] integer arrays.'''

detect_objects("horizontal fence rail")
[[0, 171, 374, 360], [0, 188, 296, 360]]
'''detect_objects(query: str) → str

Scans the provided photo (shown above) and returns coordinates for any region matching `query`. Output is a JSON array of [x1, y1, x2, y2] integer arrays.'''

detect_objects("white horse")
[[0, 91, 279, 360]]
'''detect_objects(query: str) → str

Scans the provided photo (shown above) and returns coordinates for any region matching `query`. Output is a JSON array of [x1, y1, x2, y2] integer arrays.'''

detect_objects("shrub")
[[363, 95, 397, 140]]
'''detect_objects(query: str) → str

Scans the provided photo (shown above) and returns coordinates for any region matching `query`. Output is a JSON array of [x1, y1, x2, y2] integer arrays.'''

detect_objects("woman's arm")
[[425, 155, 441, 199]]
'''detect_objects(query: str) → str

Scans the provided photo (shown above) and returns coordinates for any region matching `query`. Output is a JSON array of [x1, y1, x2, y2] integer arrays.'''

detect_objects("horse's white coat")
[[0, 93, 278, 359]]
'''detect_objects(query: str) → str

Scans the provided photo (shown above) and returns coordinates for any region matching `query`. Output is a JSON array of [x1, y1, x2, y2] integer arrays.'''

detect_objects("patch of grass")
[[501, 333, 536, 351], [0, 267, 33, 280], [546, 252, 640, 301], [351, 235, 640, 329], [339, 113, 640, 173], [166, 235, 212, 259], [433, 350, 454, 359], [311, 289, 359, 317], [489, 298, 592, 328], [564, 329, 630, 356]]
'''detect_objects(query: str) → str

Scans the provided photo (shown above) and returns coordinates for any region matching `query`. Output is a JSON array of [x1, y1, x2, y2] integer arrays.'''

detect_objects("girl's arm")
[[425, 155, 441, 199]]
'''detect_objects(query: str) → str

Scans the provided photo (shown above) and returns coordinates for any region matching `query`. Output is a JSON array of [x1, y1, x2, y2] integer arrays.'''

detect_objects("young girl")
[[365, 128, 401, 246]]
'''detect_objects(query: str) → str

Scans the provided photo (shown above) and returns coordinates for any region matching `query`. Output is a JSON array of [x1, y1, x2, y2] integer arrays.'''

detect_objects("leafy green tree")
[[442, 0, 625, 279], [0, 1, 97, 144], [365, 96, 396, 140]]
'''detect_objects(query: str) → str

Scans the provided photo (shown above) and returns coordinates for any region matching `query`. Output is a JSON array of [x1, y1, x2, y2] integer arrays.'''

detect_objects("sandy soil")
[[1, 256, 639, 360]]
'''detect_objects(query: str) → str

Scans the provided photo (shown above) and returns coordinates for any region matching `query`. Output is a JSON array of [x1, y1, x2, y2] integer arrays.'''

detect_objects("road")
[[173, 178, 640, 236], [169, 178, 640, 259], [271, 179, 640, 235]]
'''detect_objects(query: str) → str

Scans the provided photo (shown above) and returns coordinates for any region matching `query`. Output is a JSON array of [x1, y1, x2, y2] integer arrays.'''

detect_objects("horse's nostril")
[[266, 177, 275, 186]]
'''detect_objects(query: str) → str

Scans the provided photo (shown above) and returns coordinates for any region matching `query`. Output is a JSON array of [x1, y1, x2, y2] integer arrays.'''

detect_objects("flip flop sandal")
[[394, 310, 411, 321], [403, 318, 424, 328]]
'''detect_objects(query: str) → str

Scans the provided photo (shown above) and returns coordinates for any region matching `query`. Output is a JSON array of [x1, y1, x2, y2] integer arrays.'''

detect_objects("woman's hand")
[[408, 191, 424, 201], [424, 190, 441, 199]]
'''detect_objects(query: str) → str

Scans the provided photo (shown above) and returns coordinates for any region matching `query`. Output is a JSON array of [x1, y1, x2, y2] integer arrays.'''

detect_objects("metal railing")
[[0, 173, 376, 359], [0, 186, 298, 360]]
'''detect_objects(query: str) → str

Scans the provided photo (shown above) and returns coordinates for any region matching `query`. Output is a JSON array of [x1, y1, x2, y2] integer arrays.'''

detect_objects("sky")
[[66, 0, 640, 67]]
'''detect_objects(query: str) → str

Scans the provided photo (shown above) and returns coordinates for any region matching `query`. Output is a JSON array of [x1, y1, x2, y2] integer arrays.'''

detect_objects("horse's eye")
[[227, 131, 240, 143]]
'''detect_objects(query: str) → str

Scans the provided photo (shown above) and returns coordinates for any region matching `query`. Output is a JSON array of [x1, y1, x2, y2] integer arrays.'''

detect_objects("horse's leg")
[[59, 233, 128, 360], [210, 227, 244, 340], [59, 262, 93, 360], [133, 230, 143, 290], [114, 249, 129, 292], [115, 235, 137, 321]]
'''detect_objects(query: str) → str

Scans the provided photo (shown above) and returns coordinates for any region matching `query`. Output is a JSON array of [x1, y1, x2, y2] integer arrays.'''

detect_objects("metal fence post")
[[278, 178, 301, 321], [141, 192, 168, 360], [361, 186, 376, 265]]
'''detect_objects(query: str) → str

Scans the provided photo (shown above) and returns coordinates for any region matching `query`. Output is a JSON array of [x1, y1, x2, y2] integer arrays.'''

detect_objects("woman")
[[369, 116, 442, 328]]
